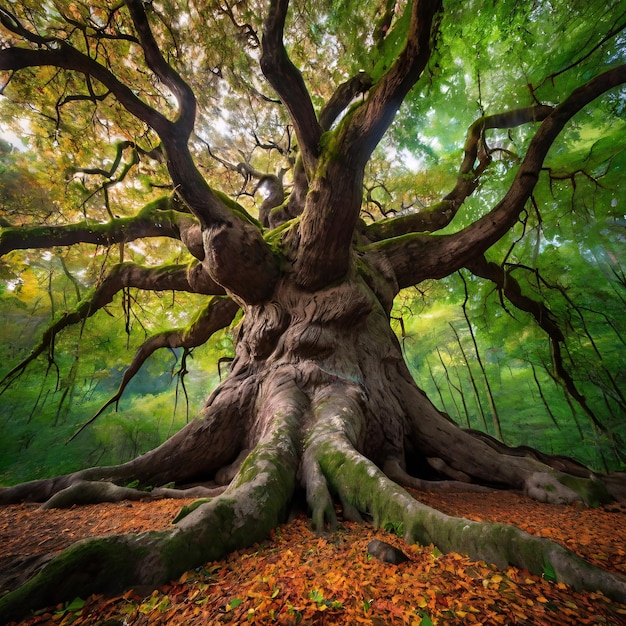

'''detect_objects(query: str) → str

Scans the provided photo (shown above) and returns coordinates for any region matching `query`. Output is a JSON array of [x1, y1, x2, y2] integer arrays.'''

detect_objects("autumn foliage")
[[3, 491, 625, 625]]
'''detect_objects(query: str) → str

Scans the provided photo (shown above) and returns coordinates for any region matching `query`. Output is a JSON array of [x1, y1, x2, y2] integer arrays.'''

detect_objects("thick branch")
[[0, 46, 171, 137], [293, 0, 442, 290], [260, 0, 321, 174], [379, 64, 626, 287], [366, 105, 554, 240], [344, 0, 442, 164], [0, 12, 244, 229], [0, 197, 192, 257], [125, 0, 196, 138], [0, 262, 220, 390]]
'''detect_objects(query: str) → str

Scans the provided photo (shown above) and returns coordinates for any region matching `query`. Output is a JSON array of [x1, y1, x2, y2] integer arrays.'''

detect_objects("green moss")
[[213, 189, 261, 227], [172, 498, 213, 523], [0, 534, 158, 623], [556, 474, 612, 507]]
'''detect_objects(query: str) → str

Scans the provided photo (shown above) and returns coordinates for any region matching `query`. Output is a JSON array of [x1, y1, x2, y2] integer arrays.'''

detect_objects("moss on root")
[[556, 474, 612, 507], [0, 412, 302, 624], [0, 532, 169, 623], [316, 442, 626, 604]]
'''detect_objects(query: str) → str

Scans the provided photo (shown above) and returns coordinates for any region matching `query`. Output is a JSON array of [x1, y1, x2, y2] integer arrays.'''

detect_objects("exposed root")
[[39, 480, 227, 509], [151, 485, 226, 499], [384, 458, 496, 494], [0, 378, 248, 506], [0, 398, 302, 624], [311, 428, 626, 604], [301, 382, 368, 531], [302, 451, 338, 531], [397, 363, 618, 506], [426, 456, 473, 482]]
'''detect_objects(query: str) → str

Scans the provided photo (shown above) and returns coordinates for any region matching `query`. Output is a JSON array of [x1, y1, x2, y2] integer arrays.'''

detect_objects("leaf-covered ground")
[[1, 490, 625, 625]]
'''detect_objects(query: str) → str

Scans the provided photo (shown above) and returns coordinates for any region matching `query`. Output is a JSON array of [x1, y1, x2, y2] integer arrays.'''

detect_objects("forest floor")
[[1, 489, 626, 625]]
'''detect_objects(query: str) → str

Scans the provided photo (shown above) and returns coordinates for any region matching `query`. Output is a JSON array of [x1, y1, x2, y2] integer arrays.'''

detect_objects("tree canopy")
[[0, 0, 626, 619]]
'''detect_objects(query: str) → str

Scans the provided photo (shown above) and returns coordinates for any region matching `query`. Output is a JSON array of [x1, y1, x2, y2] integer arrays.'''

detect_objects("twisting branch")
[[0, 6, 236, 229], [380, 64, 626, 287], [342, 0, 443, 165], [68, 296, 240, 441], [464, 255, 607, 433], [1, 3, 282, 303], [260, 0, 322, 174], [0, 7, 171, 135], [293, 0, 442, 290], [125, 0, 196, 138], [366, 105, 553, 241], [0, 262, 218, 393], [71, 140, 164, 179]]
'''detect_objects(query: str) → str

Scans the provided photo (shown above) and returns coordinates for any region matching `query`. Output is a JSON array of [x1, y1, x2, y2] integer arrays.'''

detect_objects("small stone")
[[367, 539, 409, 565]]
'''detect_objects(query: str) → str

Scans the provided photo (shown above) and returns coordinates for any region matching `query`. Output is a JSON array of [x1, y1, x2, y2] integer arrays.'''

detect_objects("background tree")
[[0, 0, 625, 619]]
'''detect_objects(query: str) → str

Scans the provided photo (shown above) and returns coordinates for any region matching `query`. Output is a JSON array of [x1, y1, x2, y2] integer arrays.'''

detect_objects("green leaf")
[[60, 597, 85, 613], [543, 560, 557, 582], [310, 589, 325, 604]]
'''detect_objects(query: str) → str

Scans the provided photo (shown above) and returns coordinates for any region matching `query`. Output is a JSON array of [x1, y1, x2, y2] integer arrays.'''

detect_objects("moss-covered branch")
[[0, 196, 194, 256]]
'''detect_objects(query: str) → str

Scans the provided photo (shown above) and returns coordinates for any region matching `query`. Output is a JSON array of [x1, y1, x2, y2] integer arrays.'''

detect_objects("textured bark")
[[1, 3, 626, 622], [1, 253, 625, 621]]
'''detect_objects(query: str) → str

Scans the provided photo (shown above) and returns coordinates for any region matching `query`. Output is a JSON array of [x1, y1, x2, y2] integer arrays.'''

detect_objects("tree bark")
[[1, 252, 625, 621]]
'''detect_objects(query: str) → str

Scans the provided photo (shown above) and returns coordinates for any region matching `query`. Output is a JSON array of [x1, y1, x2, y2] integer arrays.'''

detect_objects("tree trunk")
[[1, 249, 625, 621]]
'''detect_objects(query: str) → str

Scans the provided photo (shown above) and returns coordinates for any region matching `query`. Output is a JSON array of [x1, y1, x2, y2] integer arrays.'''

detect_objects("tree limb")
[[343, 0, 443, 165], [463, 255, 607, 431], [366, 105, 554, 240], [69, 295, 240, 441], [0, 39, 171, 139], [0, 196, 194, 257], [260, 0, 322, 174], [318, 71, 373, 132], [0, 8, 241, 229], [378, 64, 626, 287], [125, 0, 196, 139], [0, 262, 220, 391], [293, 0, 442, 289]]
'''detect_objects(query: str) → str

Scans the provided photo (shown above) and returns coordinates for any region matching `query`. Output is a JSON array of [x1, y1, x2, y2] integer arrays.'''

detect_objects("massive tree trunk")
[[1, 0, 626, 621], [1, 246, 625, 622]]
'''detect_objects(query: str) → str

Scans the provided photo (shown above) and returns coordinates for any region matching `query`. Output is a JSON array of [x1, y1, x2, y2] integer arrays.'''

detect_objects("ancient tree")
[[0, 0, 625, 619]]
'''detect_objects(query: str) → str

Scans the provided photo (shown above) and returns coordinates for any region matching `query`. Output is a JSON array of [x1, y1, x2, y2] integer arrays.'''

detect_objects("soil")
[[1, 489, 625, 625]]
